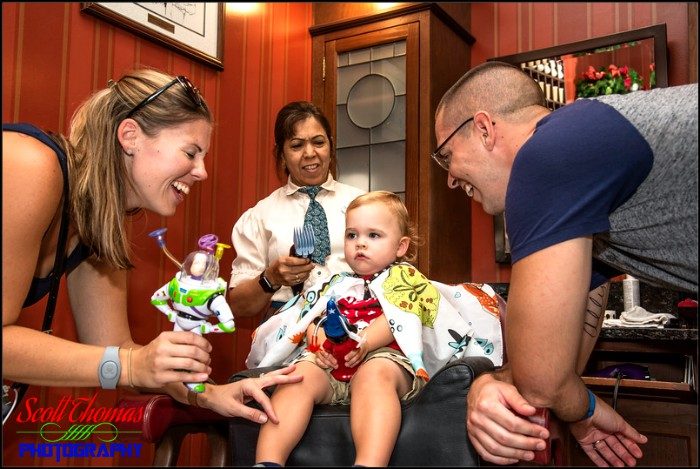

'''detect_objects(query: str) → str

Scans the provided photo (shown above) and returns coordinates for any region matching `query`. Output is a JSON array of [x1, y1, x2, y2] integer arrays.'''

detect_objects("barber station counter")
[[598, 326, 697, 341]]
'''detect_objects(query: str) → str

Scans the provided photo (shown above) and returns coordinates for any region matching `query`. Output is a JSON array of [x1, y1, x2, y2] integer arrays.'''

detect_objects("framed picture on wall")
[[81, 3, 224, 70]]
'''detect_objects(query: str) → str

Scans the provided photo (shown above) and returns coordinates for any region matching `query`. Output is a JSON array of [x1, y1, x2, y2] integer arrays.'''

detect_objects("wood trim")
[[689, 2, 698, 83], [491, 23, 668, 88], [309, 2, 474, 45], [583, 376, 693, 394]]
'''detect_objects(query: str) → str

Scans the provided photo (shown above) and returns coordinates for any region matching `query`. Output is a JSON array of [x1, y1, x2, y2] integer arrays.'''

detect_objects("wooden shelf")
[[582, 376, 696, 400]]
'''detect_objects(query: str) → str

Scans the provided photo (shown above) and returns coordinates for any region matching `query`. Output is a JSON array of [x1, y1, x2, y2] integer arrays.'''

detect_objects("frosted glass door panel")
[[347, 74, 395, 129], [370, 141, 405, 193], [336, 104, 370, 148], [371, 95, 405, 144], [337, 63, 371, 105], [335, 40, 406, 199], [337, 146, 370, 192], [371, 56, 406, 95]]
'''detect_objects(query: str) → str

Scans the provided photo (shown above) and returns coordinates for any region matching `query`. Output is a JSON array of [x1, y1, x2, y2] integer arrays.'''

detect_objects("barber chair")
[[229, 357, 495, 466], [119, 358, 562, 467], [115, 393, 229, 466], [119, 283, 564, 466]]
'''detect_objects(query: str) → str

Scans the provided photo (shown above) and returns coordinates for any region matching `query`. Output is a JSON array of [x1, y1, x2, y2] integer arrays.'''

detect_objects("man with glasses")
[[433, 61, 697, 466]]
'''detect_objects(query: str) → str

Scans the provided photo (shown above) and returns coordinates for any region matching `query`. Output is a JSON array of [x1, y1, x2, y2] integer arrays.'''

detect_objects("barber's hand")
[[467, 373, 549, 465], [201, 364, 303, 424], [569, 395, 647, 467], [268, 256, 314, 287], [132, 331, 212, 388]]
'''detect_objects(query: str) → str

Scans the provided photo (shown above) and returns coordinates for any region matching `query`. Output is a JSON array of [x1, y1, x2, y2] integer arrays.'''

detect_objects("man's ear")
[[117, 118, 139, 156], [474, 112, 495, 150]]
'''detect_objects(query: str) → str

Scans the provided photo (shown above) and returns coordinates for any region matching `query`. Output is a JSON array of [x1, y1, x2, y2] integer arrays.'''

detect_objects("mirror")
[[488, 23, 668, 263]]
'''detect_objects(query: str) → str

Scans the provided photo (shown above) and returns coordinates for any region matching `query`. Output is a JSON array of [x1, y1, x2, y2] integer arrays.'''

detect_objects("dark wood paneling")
[[426, 11, 472, 284]]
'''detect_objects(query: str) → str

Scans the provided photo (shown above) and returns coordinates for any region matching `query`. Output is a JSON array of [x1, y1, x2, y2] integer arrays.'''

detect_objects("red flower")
[[584, 65, 598, 80], [624, 76, 632, 89]]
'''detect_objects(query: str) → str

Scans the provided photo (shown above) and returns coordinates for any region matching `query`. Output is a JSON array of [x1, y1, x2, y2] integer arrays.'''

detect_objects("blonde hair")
[[67, 68, 212, 269], [346, 191, 420, 262]]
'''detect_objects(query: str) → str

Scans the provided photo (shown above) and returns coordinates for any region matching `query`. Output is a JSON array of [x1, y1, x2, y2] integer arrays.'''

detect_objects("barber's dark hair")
[[273, 101, 333, 178]]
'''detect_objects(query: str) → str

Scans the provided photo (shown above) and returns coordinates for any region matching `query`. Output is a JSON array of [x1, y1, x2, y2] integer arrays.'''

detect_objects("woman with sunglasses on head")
[[2, 68, 300, 425]]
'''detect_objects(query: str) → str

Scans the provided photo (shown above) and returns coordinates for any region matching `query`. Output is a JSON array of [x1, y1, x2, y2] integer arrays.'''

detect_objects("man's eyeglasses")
[[126, 75, 205, 118], [430, 116, 474, 171]]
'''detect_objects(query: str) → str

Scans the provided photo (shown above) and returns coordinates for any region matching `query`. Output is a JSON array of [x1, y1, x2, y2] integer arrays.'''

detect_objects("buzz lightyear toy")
[[149, 228, 236, 393]]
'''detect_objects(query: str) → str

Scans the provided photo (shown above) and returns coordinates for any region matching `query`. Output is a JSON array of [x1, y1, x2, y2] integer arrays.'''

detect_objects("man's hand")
[[467, 372, 549, 464], [569, 395, 647, 467]]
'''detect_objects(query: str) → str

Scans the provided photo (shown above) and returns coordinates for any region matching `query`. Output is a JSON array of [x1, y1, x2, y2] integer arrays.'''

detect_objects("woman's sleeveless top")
[[2, 123, 92, 307]]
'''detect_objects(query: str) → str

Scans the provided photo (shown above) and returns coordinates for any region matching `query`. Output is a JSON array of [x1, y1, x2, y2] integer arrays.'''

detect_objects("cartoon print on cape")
[[246, 263, 503, 378]]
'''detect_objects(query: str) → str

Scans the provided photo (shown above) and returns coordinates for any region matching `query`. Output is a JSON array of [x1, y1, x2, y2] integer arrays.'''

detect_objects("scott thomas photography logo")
[[10, 391, 144, 463]]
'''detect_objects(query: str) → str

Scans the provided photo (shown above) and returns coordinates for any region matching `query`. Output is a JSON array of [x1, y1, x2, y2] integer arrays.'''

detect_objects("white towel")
[[603, 305, 676, 328]]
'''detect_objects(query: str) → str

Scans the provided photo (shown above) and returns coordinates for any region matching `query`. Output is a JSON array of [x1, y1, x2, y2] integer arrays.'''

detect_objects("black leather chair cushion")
[[228, 356, 495, 466]]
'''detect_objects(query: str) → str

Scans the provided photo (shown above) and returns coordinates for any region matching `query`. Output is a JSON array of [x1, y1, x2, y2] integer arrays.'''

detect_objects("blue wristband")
[[581, 388, 596, 420]]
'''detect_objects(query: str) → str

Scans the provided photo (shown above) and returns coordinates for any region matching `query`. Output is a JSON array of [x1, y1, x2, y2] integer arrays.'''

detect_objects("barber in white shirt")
[[228, 101, 364, 318]]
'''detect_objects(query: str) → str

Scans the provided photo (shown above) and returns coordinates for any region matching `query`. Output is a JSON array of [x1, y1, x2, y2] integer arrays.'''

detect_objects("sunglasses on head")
[[126, 75, 205, 118]]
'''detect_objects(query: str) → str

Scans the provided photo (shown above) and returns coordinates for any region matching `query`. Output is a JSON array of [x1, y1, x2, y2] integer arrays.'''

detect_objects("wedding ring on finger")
[[259, 372, 266, 379], [593, 439, 604, 450]]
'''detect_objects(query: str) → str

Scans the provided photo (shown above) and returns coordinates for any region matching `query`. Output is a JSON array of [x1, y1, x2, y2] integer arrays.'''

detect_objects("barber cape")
[[246, 263, 503, 378]]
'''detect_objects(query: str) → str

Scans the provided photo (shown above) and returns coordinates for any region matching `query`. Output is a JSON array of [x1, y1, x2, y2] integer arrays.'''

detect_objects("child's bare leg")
[[256, 361, 333, 465], [349, 358, 411, 466]]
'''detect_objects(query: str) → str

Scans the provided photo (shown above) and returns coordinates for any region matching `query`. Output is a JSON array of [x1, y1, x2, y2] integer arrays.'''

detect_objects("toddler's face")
[[344, 202, 408, 277]]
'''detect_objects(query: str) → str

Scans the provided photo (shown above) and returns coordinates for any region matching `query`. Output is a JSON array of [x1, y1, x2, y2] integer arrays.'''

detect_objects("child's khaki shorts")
[[294, 346, 427, 405]]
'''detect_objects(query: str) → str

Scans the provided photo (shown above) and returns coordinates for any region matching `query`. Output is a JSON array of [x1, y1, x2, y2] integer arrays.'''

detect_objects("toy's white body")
[[150, 249, 235, 392]]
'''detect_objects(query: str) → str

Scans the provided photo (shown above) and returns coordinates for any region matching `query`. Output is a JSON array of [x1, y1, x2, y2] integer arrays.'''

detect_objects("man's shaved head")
[[437, 61, 546, 129]]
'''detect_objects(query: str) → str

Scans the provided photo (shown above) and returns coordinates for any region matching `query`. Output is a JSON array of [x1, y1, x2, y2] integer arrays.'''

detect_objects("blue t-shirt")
[[505, 99, 653, 288]]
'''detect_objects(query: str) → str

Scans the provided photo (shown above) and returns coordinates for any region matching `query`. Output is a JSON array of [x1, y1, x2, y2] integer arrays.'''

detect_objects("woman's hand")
[[132, 331, 212, 388], [201, 365, 303, 424], [267, 256, 314, 287]]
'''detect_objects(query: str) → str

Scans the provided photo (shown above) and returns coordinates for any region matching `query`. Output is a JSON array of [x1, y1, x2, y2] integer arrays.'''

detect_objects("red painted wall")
[[468, 2, 692, 284], [2, 2, 312, 466]]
